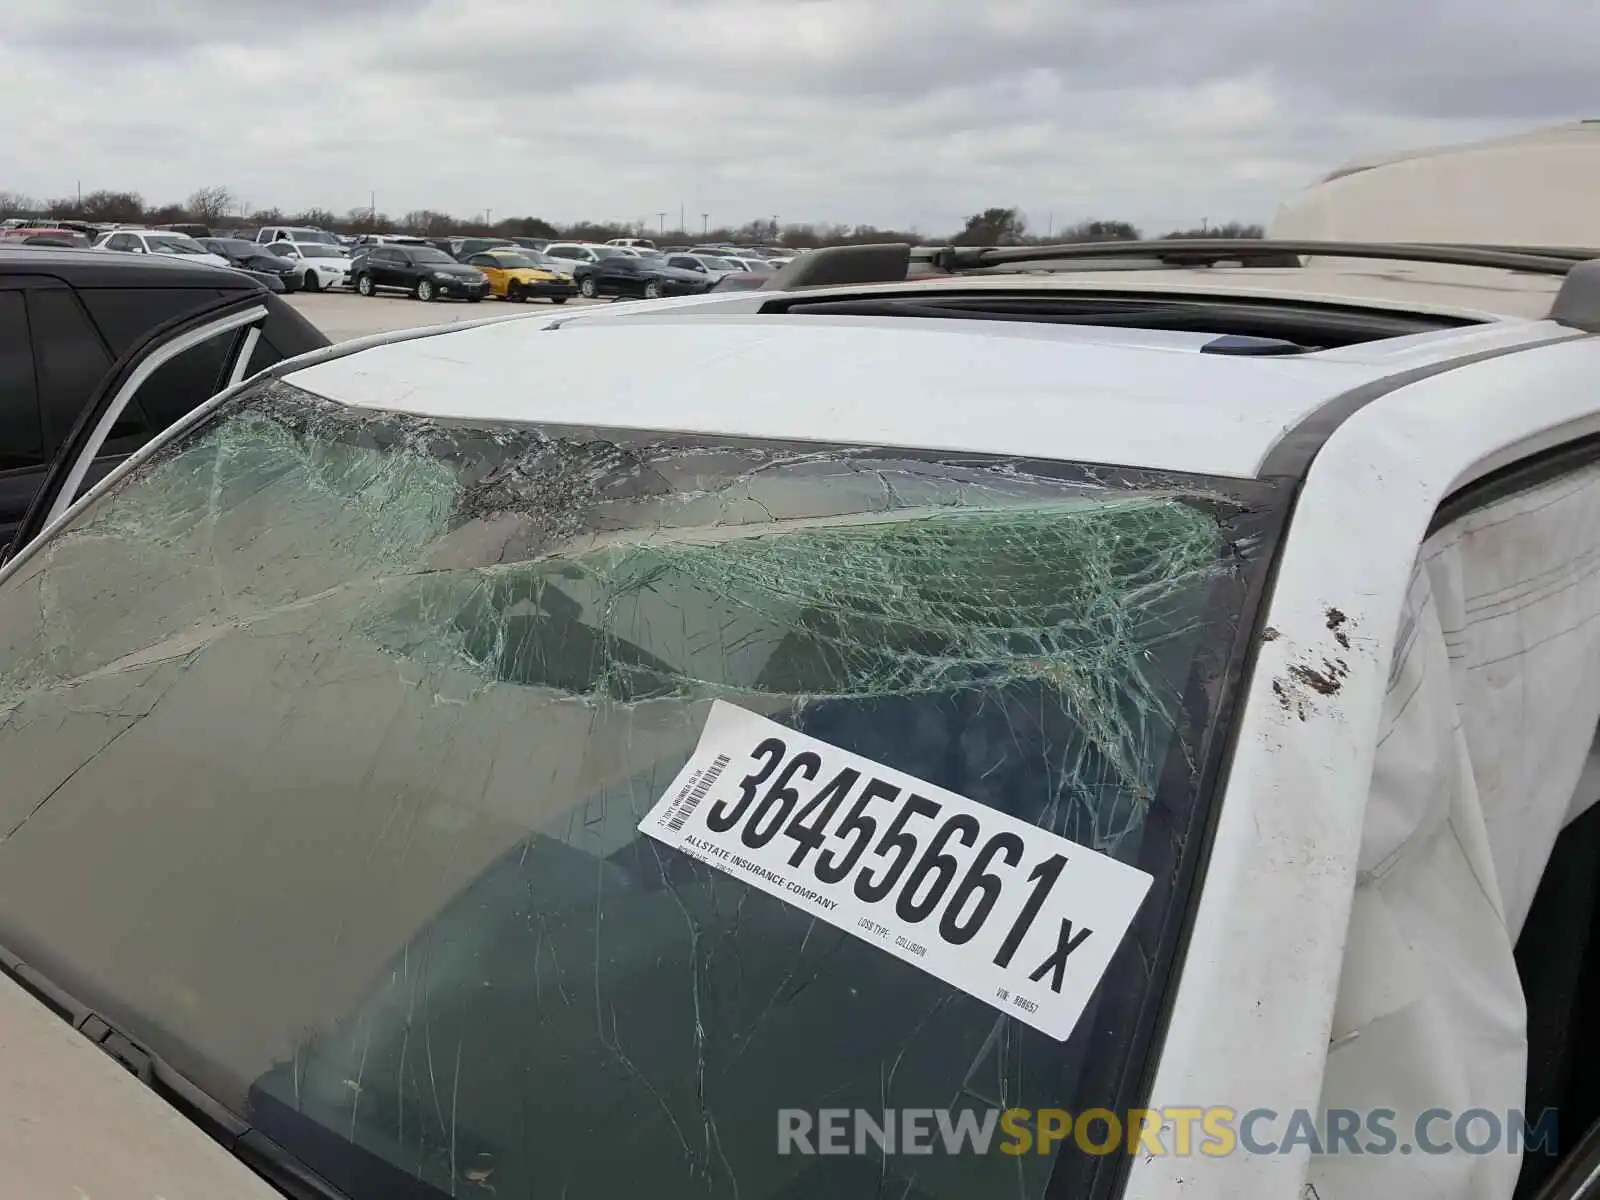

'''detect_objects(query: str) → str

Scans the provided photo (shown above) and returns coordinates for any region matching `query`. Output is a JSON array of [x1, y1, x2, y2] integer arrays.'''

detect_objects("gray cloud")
[[0, 0, 1588, 233]]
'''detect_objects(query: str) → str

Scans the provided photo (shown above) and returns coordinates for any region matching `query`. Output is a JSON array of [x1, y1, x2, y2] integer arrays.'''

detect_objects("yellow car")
[[462, 249, 577, 303]]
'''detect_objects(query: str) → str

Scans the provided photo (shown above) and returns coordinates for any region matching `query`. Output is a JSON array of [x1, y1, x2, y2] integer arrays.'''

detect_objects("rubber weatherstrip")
[[1257, 331, 1589, 480]]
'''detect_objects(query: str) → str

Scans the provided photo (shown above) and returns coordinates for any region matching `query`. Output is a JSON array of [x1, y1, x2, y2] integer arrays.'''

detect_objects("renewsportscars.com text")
[[777, 1107, 1559, 1158]]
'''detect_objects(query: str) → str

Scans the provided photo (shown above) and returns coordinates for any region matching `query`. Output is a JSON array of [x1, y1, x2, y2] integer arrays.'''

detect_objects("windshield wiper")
[[0, 944, 344, 1200]]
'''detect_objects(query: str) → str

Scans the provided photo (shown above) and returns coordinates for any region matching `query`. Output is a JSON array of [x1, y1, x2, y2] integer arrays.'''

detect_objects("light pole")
[[657, 211, 667, 234], [701, 213, 709, 236]]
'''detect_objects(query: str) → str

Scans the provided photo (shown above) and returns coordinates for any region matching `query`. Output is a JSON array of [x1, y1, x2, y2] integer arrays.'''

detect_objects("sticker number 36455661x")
[[638, 701, 1155, 1043]]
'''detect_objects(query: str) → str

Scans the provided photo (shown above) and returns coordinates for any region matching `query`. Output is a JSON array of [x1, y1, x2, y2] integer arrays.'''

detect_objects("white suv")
[[254, 225, 344, 249], [93, 228, 231, 269], [542, 241, 626, 269], [4, 236, 1600, 1200]]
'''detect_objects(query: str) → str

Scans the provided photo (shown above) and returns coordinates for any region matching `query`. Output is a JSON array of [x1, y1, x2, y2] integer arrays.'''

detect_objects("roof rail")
[[929, 239, 1586, 275], [761, 238, 1600, 332], [762, 242, 910, 289], [762, 239, 1592, 291], [1550, 259, 1600, 333]]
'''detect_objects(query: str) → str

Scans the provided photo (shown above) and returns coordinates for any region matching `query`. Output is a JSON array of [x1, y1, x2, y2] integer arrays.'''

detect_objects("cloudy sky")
[[1, 0, 1592, 236]]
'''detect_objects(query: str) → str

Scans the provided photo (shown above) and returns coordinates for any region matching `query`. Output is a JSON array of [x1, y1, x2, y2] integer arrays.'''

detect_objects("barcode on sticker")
[[665, 753, 731, 831]]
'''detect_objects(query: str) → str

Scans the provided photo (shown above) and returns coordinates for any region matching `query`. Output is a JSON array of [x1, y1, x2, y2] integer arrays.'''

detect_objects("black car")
[[572, 254, 712, 300], [200, 237, 303, 293], [0, 247, 328, 545], [428, 236, 517, 262], [353, 245, 490, 302]]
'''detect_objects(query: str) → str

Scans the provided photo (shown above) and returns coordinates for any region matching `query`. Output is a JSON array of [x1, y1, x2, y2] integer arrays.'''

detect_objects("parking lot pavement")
[[287, 291, 602, 343]]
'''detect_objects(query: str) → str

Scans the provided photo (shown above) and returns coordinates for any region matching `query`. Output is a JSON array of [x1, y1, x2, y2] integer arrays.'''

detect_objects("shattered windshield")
[[0, 378, 1272, 1200]]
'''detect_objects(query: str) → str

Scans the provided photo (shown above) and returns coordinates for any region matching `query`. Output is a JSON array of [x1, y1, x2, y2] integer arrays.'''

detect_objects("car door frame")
[[363, 247, 395, 290], [1117, 328, 1600, 1200], [391, 249, 424, 291], [597, 256, 633, 296], [4, 290, 271, 559]]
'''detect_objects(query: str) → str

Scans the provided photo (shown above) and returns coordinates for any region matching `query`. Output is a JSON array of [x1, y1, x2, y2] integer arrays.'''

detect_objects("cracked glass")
[[0, 378, 1264, 1199]]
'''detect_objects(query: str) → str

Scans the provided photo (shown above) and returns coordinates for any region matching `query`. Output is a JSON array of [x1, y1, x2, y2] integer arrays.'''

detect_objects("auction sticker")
[[639, 701, 1154, 1042]]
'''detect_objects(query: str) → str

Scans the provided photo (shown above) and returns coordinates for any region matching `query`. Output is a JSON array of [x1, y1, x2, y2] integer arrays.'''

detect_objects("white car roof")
[[282, 302, 1570, 480]]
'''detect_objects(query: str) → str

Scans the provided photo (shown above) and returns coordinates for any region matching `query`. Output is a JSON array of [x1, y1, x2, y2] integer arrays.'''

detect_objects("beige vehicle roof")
[[1271, 120, 1600, 249]]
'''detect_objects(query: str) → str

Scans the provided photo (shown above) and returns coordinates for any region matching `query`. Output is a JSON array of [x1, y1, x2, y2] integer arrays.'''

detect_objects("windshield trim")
[[0, 373, 1290, 1200]]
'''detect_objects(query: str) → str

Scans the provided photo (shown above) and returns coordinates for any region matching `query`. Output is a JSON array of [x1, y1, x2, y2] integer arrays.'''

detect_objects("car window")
[[1311, 456, 1600, 1199], [0, 292, 42, 470], [25, 287, 124, 450], [77, 286, 238, 435], [668, 256, 701, 270], [78, 287, 227, 357], [0, 374, 1271, 1200], [146, 236, 205, 256], [134, 338, 232, 431], [242, 304, 322, 378]]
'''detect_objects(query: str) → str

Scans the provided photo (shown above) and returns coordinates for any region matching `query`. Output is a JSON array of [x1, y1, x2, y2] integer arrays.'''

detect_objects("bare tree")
[[0, 191, 38, 217], [954, 207, 1028, 246], [1056, 219, 1141, 242], [3, 179, 1262, 250], [496, 215, 559, 238], [79, 190, 145, 223], [1162, 222, 1264, 239], [410, 210, 459, 236], [187, 185, 235, 223], [292, 208, 339, 229]]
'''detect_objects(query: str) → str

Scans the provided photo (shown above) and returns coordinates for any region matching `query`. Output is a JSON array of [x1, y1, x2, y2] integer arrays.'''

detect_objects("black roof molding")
[[1549, 258, 1600, 333], [0, 247, 268, 290], [758, 238, 1596, 292], [762, 243, 910, 290]]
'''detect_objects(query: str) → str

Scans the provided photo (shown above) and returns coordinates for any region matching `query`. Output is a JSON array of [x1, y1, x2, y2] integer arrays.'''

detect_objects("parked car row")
[[8, 215, 807, 304]]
